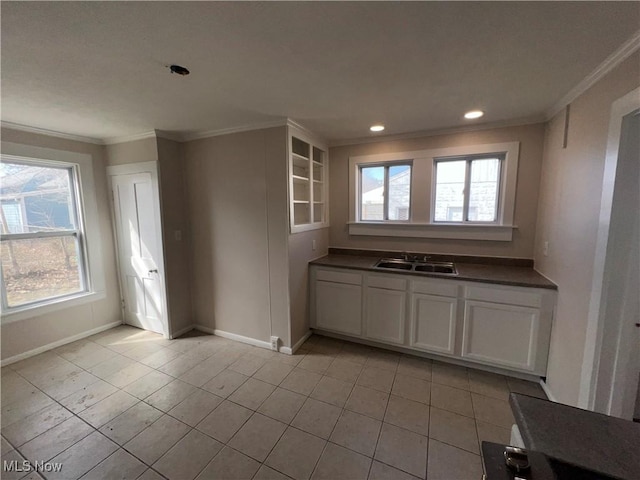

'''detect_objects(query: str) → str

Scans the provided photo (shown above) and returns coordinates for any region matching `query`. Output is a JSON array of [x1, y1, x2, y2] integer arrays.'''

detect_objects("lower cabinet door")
[[410, 293, 457, 355], [462, 300, 540, 371], [365, 287, 406, 344], [315, 281, 362, 336]]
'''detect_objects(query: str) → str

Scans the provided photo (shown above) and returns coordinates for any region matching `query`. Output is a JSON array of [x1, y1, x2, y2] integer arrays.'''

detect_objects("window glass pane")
[[434, 160, 466, 221], [1, 236, 83, 307], [0, 162, 76, 233], [388, 165, 411, 220], [361, 166, 384, 221], [469, 158, 500, 221]]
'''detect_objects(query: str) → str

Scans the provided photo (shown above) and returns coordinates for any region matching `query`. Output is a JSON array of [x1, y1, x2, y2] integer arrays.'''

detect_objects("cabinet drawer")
[[465, 285, 541, 308], [412, 279, 459, 297], [367, 275, 406, 291], [316, 269, 362, 286]]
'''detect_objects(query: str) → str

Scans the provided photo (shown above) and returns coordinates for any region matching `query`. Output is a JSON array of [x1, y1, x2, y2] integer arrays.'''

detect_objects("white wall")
[[534, 51, 640, 406], [1, 128, 121, 362]]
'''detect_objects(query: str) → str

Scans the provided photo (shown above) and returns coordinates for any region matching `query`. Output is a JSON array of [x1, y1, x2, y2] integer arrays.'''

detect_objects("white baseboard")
[[170, 325, 194, 339], [540, 379, 557, 402], [1, 320, 122, 367], [280, 330, 312, 355], [194, 325, 273, 351]]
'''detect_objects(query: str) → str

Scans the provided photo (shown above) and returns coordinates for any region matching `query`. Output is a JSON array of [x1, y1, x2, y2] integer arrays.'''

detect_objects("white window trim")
[[348, 142, 519, 241], [1, 142, 106, 323]]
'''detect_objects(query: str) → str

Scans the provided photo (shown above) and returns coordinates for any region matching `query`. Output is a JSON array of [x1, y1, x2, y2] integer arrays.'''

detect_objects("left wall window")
[[1, 158, 88, 309]]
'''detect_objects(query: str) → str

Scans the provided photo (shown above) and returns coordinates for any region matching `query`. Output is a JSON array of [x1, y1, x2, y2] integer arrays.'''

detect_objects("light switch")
[[312, 239, 316, 251]]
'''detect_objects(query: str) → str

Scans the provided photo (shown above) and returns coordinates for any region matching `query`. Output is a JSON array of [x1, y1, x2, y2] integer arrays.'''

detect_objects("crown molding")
[[180, 119, 289, 142], [327, 115, 546, 148], [546, 29, 640, 120], [101, 131, 157, 145], [1, 121, 103, 145]]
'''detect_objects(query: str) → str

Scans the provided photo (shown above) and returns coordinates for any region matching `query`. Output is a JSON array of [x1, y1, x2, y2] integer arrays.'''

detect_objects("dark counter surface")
[[510, 393, 640, 480], [310, 254, 557, 290]]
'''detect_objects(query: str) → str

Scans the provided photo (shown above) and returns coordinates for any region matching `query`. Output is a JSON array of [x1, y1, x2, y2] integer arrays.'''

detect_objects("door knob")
[[148, 269, 158, 274]]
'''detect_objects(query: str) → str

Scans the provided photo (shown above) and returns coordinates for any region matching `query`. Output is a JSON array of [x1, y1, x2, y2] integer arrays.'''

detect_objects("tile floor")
[[1, 326, 546, 480]]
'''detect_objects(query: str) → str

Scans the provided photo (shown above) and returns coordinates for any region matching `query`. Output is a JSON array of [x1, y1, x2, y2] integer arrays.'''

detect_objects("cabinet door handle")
[[148, 269, 158, 274]]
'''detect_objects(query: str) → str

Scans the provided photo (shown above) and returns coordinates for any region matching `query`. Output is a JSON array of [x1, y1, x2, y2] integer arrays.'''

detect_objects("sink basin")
[[374, 258, 457, 275]]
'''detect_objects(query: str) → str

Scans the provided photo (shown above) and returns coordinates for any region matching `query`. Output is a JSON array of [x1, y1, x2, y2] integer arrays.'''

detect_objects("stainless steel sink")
[[374, 258, 457, 275]]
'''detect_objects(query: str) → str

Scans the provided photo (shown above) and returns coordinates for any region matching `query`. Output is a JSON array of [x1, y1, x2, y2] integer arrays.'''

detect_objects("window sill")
[[1, 291, 107, 325], [347, 222, 516, 241]]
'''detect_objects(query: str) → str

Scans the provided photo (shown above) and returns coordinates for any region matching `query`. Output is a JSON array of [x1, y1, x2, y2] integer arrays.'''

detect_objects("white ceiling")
[[2, 2, 639, 144]]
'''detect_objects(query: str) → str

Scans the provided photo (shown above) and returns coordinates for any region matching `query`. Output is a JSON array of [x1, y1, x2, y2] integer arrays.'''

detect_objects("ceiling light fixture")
[[169, 64, 190, 76], [370, 125, 385, 132], [464, 110, 484, 119]]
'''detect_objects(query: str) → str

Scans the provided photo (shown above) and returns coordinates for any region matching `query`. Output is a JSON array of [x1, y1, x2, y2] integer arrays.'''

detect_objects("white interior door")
[[111, 171, 166, 335]]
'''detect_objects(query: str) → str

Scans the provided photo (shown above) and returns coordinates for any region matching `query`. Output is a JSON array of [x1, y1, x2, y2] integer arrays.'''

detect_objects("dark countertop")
[[310, 254, 557, 290], [510, 393, 640, 480]]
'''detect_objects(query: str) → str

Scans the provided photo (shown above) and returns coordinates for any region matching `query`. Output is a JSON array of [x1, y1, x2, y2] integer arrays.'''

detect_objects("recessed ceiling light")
[[464, 110, 484, 119], [370, 125, 385, 132]]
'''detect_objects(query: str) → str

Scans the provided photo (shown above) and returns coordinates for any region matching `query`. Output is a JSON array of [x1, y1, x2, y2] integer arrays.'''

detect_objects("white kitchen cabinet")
[[366, 287, 406, 344], [410, 293, 457, 355], [312, 269, 362, 336]]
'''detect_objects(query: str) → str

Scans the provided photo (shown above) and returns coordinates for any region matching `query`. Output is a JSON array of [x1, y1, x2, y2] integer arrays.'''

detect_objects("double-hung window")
[[360, 163, 412, 221], [433, 155, 503, 223], [1, 158, 88, 310]]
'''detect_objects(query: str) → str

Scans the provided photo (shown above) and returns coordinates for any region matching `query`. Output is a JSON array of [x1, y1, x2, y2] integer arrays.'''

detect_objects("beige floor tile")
[[471, 393, 516, 429], [391, 374, 431, 404], [356, 367, 395, 393], [365, 352, 400, 372], [258, 387, 306, 424], [103, 362, 153, 389], [78, 390, 139, 428], [229, 354, 268, 377], [1, 436, 14, 456], [291, 398, 342, 439], [374, 423, 428, 479], [58, 341, 118, 370], [345, 385, 390, 420], [310, 375, 354, 407], [178, 357, 227, 387], [248, 346, 279, 360], [476, 420, 511, 445], [1, 449, 29, 480], [338, 344, 371, 365], [124, 414, 190, 465], [280, 368, 323, 395], [158, 351, 210, 377], [272, 351, 305, 367], [229, 378, 276, 410], [59, 379, 118, 414], [196, 446, 260, 480], [253, 464, 291, 480], [312, 442, 371, 480], [203, 369, 249, 398], [468, 370, 510, 401], [21, 359, 81, 388], [397, 355, 432, 381], [168, 389, 223, 427], [138, 347, 183, 369], [507, 378, 547, 399], [9, 353, 69, 382], [1, 390, 54, 428], [429, 406, 479, 454], [123, 370, 174, 400], [47, 431, 118, 480], [297, 352, 335, 374], [324, 358, 363, 384], [430, 383, 474, 418], [431, 362, 469, 390], [39, 370, 100, 401], [330, 410, 382, 457], [2, 403, 73, 447], [384, 395, 430, 436], [229, 413, 287, 462], [137, 469, 166, 480], [88, 354, 135, 380], [121, 343, 167, 362], [1, 370, 39, 406], [368, 460, 421, 480], [20, 416, 93, 463], [266, 427, 326, 480], [144, 379, 197, 412], [196, 400, 253, 443], [253, 361, 294, 386], [80, 449, 147, 480], [427, 439, 483, 480], [99, 402, 163, 445], [153, 429, 223, 480]]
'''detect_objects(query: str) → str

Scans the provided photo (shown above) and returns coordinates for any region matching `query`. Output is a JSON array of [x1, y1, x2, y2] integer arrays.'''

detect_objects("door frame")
[[579, 87, 640, 414], [107, 161, 170, 339]]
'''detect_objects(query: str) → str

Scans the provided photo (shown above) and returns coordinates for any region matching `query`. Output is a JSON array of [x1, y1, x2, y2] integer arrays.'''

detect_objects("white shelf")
[[293, 200, 310, 204], [292, 175, 309, 183]]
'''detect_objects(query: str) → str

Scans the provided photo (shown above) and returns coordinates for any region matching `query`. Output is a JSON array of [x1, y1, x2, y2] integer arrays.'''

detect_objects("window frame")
[[432, 154, 504, 224], [348, 142, 519, 241], [1, 143, 106, 324], [358, 161, 412, 222]]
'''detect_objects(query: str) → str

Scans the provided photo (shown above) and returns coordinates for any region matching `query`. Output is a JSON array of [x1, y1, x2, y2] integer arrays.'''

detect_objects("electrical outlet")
[[312, 239, 316, 251], [270, 336, 279, 351], [543, 241, 549, 257]]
